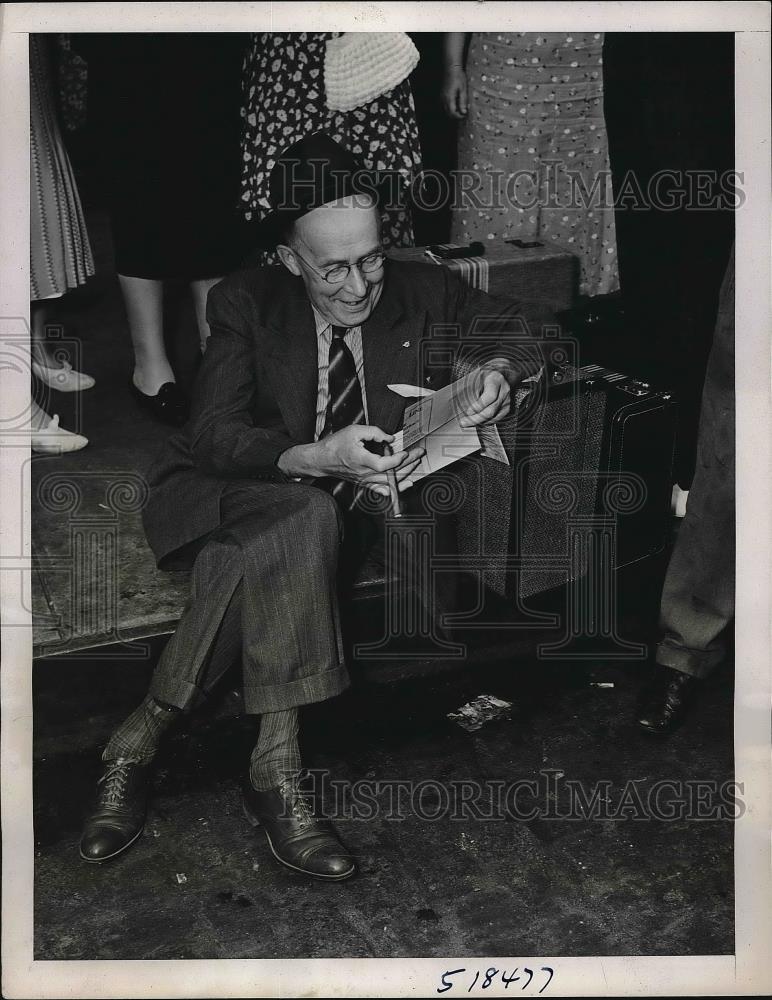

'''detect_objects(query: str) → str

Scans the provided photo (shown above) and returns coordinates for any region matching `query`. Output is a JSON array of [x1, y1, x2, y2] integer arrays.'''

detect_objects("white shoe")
[[30, 413, 89, 454], [32, 359, 95, 392]]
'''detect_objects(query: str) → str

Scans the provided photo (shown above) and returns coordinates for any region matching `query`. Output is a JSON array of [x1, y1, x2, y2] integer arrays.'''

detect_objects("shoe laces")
[[279, 775, 315, 825], [98, 758, 140, 807]]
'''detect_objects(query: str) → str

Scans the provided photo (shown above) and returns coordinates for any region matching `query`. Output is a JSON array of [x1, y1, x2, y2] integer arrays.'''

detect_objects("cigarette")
[[383, 444, 404, 517]]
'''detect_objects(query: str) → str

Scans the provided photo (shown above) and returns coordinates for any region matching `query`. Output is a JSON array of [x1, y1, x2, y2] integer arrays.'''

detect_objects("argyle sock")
[[102, 695, 180, 765], [249, 708, 301, 790]]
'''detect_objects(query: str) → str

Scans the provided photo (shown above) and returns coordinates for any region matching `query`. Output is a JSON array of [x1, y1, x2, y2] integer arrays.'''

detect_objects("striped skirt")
[[30, 35, 94, 301]]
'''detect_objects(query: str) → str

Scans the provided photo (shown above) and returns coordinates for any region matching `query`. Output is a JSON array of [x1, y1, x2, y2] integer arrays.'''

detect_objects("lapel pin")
[[402, 340, 411, 348]]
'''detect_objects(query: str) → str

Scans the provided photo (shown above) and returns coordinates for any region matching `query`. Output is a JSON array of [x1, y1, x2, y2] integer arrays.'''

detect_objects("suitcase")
[[388, 241, 579, 314], [508, 362, 678, 600]]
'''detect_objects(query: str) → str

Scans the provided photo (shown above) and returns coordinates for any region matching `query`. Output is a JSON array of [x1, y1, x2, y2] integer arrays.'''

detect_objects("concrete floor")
[[34, 640, 734, 960], [31, 211, 734, 959]]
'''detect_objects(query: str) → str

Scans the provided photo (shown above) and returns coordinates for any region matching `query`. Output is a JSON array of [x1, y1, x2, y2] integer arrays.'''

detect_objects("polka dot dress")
[[240, 33, 423, 256], [452, 33, 619, 297]]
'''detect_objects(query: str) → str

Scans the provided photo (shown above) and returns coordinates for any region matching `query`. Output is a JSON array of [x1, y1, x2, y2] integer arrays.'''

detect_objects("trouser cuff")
[[243, 664, 350, 714], [655, 640, 723, 679], [149, 676, 202, 713]]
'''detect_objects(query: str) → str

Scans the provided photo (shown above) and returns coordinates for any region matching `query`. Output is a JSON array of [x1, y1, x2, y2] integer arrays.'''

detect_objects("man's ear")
[[276, 244, 301, 276]]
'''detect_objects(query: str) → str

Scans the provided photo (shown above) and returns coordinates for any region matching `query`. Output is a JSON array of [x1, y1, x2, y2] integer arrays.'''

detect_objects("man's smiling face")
[[278, 195, 385, 328]]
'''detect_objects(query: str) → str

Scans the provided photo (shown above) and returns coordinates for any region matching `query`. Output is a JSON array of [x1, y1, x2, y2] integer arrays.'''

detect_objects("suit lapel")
[[362, 270, 427, 435], [262, 275, 319, 443]]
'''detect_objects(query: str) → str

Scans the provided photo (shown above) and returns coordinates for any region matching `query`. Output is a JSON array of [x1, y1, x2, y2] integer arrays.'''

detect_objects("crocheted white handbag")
[[324, 32, 420, 112]]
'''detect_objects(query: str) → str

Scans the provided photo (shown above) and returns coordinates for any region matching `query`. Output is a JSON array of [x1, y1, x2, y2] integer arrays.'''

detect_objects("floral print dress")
[[240, 32, 422, 252], [453, 32, 619, 297]]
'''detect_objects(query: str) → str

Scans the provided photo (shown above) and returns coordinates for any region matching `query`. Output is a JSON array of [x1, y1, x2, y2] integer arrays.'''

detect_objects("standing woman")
[[29, 34, 94, 454], [443, 32, 619, 298], [240, 32, 422, 254], [73, 34, 250, 425]]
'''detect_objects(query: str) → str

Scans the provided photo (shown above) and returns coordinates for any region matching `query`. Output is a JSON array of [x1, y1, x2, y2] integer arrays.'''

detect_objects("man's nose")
[[344, 264, 368, 298]]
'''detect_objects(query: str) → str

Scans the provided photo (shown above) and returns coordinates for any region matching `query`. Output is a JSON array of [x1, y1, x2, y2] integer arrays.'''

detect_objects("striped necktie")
[[318, 325, 366, 510]]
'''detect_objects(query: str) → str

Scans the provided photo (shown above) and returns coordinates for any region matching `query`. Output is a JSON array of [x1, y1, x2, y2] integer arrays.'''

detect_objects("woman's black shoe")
[[130, 380, 188, 427]]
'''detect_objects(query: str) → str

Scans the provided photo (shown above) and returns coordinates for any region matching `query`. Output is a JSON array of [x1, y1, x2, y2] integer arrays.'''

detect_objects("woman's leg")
[[118, 275, 174, 394], [30, 300, 57, 368], [190, 277, 222, 353]]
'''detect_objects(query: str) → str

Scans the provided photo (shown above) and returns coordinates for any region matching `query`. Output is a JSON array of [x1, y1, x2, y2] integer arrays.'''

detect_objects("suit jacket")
[[142, 260, 546, 569]]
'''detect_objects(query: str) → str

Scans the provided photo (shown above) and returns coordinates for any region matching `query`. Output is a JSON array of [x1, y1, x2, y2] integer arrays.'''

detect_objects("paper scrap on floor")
[[447, 693, 513, 732]]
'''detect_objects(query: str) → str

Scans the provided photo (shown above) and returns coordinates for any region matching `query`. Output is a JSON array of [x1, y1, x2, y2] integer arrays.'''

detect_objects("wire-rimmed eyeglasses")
[[290, 245, 386, 285]]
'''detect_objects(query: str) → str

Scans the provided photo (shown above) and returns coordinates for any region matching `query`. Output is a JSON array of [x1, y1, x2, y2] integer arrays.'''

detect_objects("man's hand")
[[458, 369, 511, 428], [277, 425, 424, 495]]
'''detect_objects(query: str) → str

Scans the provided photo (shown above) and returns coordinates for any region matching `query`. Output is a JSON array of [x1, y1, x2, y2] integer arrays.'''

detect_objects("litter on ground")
[[447, 693, 513, 732]]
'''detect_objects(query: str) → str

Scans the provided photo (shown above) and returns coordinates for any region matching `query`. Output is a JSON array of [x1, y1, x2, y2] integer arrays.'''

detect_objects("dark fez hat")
[[253, 131, 397, 249]]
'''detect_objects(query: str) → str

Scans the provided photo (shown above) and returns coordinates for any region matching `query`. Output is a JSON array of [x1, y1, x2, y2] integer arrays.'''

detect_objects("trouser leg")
[[655, 460, 734, 679], [107, 483, 347, 766], [235, 485, 347, 712], [148, 531, 245, 710], [656, 254, 735, 679], [148, 483, 347, 714], [175, 577, 302, 789], [103, 537, 244, 762]]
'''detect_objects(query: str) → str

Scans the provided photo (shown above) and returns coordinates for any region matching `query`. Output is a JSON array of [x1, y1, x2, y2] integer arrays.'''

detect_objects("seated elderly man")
[[80, 132, 545, 881]]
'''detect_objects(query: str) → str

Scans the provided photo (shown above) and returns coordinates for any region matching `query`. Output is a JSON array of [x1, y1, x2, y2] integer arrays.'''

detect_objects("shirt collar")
[[311, 305, 363, 337], [311, 305, 332, 337]]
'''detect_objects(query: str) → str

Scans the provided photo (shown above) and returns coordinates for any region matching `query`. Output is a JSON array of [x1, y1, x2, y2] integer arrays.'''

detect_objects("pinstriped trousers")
[[148, 473, 462, 715], [149, 481, 349, 715]]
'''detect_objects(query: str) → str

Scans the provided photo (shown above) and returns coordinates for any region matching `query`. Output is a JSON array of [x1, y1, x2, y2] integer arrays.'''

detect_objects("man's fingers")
[[478, 373, 508, 406], [368, 451, 408, 473], [395, 457, 422, 481], [460, 399, 509, 427], [361, 457, 422, 489], [355, 425, 395, 445], [464, 373, 505, 415], [460, 376, 509, 426], [366, 443, 423, 474], [394, 446, 425, 470]]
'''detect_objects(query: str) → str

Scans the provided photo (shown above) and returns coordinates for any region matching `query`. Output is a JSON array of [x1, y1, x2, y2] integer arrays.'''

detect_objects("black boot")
[[635, 667, 701, 736], [243, 777, 356, 880], [80, 758, 150, 862]]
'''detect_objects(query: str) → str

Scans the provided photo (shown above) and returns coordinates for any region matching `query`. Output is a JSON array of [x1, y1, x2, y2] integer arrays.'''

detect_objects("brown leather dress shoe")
[[80, 758, 150, 862], [635, 667, 701, 736], [242, 777, 356, 880]]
